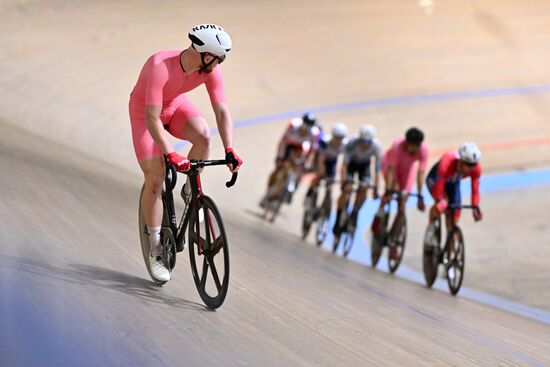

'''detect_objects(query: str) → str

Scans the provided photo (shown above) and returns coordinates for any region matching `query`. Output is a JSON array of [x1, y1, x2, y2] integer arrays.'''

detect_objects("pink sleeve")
[[144, 59, 168, 106], [418, 143, 429, 171], [205, 66, 226, 104]]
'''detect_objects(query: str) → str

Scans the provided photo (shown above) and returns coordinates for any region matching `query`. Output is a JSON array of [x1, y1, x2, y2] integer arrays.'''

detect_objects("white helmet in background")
[[188, 23, 232, 57], [331, 123, 348, 138], [458, 142, 481, 164], [359, 125, 376, 141]]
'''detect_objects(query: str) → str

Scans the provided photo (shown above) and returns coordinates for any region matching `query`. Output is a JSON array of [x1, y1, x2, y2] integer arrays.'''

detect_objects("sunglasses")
[[206, 53, 225, 64]]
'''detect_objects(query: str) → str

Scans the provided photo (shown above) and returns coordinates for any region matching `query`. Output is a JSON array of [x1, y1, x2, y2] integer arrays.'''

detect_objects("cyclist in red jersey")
[[260, 113, 321, 206], [426, 142, 483, 232], [129, 24, 243, 282]]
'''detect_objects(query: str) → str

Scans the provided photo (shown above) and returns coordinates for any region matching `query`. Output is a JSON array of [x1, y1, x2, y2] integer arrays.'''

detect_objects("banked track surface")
[[1, 125, 549, 366]]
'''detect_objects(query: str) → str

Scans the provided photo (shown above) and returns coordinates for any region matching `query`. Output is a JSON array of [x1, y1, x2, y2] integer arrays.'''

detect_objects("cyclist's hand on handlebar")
[[372, 186, 379, 200], [167, 152, 190, 172], [417, 195, 426, 212], [434, 199, 448, 214], [225, 147, 243, 173], [473, 207, 483, 222]]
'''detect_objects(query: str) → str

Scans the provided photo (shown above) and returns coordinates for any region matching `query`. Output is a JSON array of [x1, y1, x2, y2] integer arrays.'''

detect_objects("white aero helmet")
[[458, 142, 481, 164], [188, 23, 232, 57], [359, 124, 377, 141], [331, 123, 348, 138]]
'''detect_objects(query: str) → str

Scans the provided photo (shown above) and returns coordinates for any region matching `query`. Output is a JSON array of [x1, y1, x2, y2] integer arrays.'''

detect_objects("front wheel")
[[445, 226, 465, 295], [341, 229, 355, 258], [315, 200, 330, 247], [422, 219, 441, 287], [188, 196, 230, 309], [301, 208, 315, 240], [387, 213, 407, 274]]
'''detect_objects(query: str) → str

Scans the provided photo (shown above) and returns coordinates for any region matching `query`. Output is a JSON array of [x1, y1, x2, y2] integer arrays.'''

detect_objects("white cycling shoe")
[[149, 253, 171, 282]]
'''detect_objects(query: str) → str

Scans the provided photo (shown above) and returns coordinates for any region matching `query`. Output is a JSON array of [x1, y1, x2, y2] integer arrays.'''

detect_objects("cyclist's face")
[[200, 53, 225, 73], [332, 137, 344, 147], [459, 160, 476, 174], [405, 142, 420, 155], [358, 139, 372, 147]]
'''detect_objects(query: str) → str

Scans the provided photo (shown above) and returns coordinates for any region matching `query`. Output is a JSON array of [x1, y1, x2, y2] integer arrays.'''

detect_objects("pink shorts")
[[381, 155, 415, 192], [129, 95, 202, 161]]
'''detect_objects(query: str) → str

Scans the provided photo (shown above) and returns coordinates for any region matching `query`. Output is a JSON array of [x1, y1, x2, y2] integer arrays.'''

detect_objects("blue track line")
[[175, 83, 550, 150]]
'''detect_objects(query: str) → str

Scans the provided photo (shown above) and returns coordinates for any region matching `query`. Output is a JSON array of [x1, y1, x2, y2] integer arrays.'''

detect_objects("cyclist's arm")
[[470, 164, 482, 206], [212, 102, 233, 150], [143, 59, 174, 154], [417, 143, 429, 194], [145, 105, 174, 155], [416, 168, 425, 195], [374, 165, 380, 189], [205, 68, 234, 150], [373, 141, 382, 189]]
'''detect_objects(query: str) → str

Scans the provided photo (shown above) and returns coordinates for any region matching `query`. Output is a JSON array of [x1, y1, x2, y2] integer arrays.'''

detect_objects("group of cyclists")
[[260, 112, 483, 260], [129, 22, 482, 283]]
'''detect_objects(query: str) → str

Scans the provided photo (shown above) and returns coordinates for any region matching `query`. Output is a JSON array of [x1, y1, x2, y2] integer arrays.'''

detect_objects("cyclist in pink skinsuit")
[[372, 127, 428, 260], [380, 127, 429, 206], [129, 24, 243, 283]]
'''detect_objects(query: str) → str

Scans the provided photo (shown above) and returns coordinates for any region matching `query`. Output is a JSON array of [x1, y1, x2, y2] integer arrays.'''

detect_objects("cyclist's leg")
[[167, 99, 210, 201], [444, 180, 461, 231], [266, 146, 289, 196], [130, 106, 171, 280], [130, 105, 165, 230], [352, 162, 369, 214], [167, 99, 209, 160], [333, 179, 353, 234]]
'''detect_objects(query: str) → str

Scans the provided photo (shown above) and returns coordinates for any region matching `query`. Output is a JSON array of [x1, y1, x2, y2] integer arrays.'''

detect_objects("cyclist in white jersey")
[[333, 125, 382, 235], [304, 123, 348, 209]]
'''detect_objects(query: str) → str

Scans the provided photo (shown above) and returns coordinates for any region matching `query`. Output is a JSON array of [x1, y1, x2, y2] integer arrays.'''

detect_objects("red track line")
[[430, 136, 550, 157]]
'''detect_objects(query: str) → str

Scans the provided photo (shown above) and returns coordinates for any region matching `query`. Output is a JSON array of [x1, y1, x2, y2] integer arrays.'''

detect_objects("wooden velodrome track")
[[1, 1, 549, 366]]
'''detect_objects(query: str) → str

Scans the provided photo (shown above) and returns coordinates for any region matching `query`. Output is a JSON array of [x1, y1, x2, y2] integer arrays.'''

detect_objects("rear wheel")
[[188, 196, 230, 309], [445, 226, 465, 295], [388, 213, 407, 274], [422, 218, 441, 287]]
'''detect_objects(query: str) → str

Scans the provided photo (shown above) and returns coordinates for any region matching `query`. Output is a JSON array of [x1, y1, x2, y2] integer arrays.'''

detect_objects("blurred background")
[[1, 1, 549, 366]]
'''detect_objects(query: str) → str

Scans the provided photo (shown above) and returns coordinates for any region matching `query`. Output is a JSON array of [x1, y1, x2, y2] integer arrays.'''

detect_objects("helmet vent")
[[189, 34, 204, 46]]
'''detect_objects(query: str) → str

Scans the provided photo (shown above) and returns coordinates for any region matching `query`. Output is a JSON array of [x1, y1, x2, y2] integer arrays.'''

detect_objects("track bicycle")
[[301, 179, 334, 245], [332, 183, 373, 258], [370, 191, 422, 273], [422, 205, 477, 295], [138, 156, 238, 309], [263, 155, 305, 223]]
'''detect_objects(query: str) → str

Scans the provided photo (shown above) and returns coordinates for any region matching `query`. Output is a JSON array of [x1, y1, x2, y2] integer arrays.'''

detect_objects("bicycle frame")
[[162, 157, 237, 252]]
